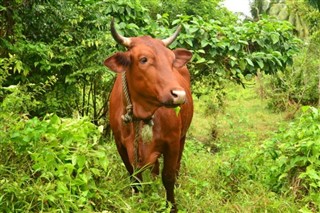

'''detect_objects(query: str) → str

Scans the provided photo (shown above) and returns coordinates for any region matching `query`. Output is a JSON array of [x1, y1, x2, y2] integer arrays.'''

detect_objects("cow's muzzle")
[[171, 90, 186, 105]]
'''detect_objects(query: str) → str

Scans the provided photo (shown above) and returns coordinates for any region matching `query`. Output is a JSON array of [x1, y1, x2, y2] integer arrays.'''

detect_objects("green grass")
[[216, 83, 285, 146], [113, 82, 300, 212], [174, 82, 299, 212]]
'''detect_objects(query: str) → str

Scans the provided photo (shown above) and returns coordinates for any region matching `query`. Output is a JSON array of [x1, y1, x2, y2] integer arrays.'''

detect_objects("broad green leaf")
[[189, 27, 198, 33], [230, 60, 236, 67], [201, 40, 209, 48], [13, 60, 23, 73], [239, 59, 247, 70], [196, 58, 206, 64], [172, 19, 180, 25], [185, 39, 193, 47], [77, 155, 86, 170], [257, 60, 264, 69], [271, 33, 280, 44], [245, 58, 254, 67], [174, 106, 181, 116]]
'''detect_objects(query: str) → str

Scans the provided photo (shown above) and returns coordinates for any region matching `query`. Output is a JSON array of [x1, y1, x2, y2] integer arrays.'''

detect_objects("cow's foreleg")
[[176, 135, 186, 176], [116, 143, 142, 193], [162, 148, 179, 213], [116, 144, 134, 174], [151, 159, 160, 177]]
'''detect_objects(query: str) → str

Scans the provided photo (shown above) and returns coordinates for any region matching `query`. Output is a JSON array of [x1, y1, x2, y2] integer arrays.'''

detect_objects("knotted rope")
[[121, 72, 134, 123], [121, 72, 154, 168]]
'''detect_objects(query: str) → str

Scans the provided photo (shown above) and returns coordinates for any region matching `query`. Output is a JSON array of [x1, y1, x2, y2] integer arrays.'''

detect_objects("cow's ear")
[[104, 52, 131, 73], [173, 48, 192, 68]]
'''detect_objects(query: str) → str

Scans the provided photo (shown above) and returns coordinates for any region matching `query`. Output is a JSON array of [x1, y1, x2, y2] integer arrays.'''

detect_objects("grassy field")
[[173, 82, 299, 212]]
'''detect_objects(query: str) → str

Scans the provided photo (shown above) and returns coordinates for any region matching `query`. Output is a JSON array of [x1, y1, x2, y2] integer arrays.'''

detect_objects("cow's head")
[[104, 19, 192, 120]]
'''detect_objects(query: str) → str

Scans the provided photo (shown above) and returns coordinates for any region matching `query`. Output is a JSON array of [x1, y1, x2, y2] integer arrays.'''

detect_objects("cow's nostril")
[[171, 90, 178, 98], [171, 90, 186, 104]]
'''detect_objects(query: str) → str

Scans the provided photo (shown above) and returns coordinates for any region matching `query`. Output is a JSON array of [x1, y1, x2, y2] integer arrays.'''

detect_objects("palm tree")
[[250, 0, 309, 37], [307, 0, 320, 11]]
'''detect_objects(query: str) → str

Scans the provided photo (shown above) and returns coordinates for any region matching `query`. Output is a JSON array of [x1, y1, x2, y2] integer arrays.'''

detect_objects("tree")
[[0, 0, 301, 120], [307, 0, 320, 10], [250, 0, 320, 108], [250, 0, 309, 37], [0, 0, 150, 122]]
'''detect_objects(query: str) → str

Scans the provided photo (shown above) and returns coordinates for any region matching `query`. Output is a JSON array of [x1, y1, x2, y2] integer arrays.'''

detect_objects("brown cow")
[[104, 19, 193, 212]]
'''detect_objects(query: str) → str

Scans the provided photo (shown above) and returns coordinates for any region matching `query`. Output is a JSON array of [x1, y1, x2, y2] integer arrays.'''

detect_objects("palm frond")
[[307, 0, 320, 11]]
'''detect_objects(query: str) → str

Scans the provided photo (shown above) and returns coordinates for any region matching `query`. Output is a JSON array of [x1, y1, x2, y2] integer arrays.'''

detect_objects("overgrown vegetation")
[[0, 0, 301, 119], [252, 0, 320, 109], [0, 113, 117, 212], [263, 106, 320, 210], [2, 84, 319, 212], [1, 0, 320, 212]]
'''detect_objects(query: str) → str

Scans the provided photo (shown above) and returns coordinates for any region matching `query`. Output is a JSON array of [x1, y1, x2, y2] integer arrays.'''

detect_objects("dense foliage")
[[173, 15, 300, 96], [251, 0, 320, 108], [0, 113, 103, 211], [2, 84, 320, 212], [265, 40, 320, 110], [263, 106, 320, 209], [1, 0, 319, 212], [141, 0, 236, 22], [0, 110, 138, 211], [0, 0, 149, 122], [250, 0, 310, 37], [204, 89, 320, 212], [0, 0, 301, 119]]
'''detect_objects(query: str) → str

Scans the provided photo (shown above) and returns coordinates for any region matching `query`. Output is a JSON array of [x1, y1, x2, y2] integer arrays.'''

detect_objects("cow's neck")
[[121, 72, 154, 126], [121, 71, 154, 168]]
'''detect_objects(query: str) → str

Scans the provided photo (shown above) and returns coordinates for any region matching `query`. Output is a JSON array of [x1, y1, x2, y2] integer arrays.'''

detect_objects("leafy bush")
[[259, 4, 320, 111], [265, 39, 320, 111], [141, 0, 236, 23], [169, 15, 301, 97], [0, 0, 149, 120], [0, 112, 129, 212], [262, 106, 320, 210], [1, 0, 301, 120]]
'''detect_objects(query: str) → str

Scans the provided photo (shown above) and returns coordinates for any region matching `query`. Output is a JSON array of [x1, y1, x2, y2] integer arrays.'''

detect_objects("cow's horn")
[[110, 18, 131, 47], [162, 25, 181, 46]]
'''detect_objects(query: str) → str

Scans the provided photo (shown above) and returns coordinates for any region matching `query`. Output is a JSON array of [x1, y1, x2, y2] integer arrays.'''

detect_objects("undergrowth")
[[1, 83, 319, 212], [0, 113, 129, 212]]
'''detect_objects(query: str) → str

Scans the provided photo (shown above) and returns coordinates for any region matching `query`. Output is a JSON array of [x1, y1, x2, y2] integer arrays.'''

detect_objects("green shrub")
[[262, 106, 320, 210], [1, 0, 301, 119], [0, 113, 128, 212], [264, 38, 320, 111]]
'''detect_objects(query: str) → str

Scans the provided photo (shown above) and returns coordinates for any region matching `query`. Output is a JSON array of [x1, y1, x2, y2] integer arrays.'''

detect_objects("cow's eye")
[[139, 57, 148, 64]]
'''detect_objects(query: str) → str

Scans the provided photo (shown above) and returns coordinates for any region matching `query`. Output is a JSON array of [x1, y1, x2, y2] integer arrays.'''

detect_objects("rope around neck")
[[121, 72, 139, 168], [121, 72, 133, 123], [120, 72, 154, 169]]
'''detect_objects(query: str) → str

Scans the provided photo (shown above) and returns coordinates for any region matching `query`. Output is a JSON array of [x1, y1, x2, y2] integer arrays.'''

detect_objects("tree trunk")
[[92, 78, 97, 125], [318, 64, 320, 107], [82, 81, 86, 117]]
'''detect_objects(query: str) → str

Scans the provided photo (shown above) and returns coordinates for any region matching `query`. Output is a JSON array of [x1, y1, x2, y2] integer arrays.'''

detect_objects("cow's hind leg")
[[162, 148, 179, 213]]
